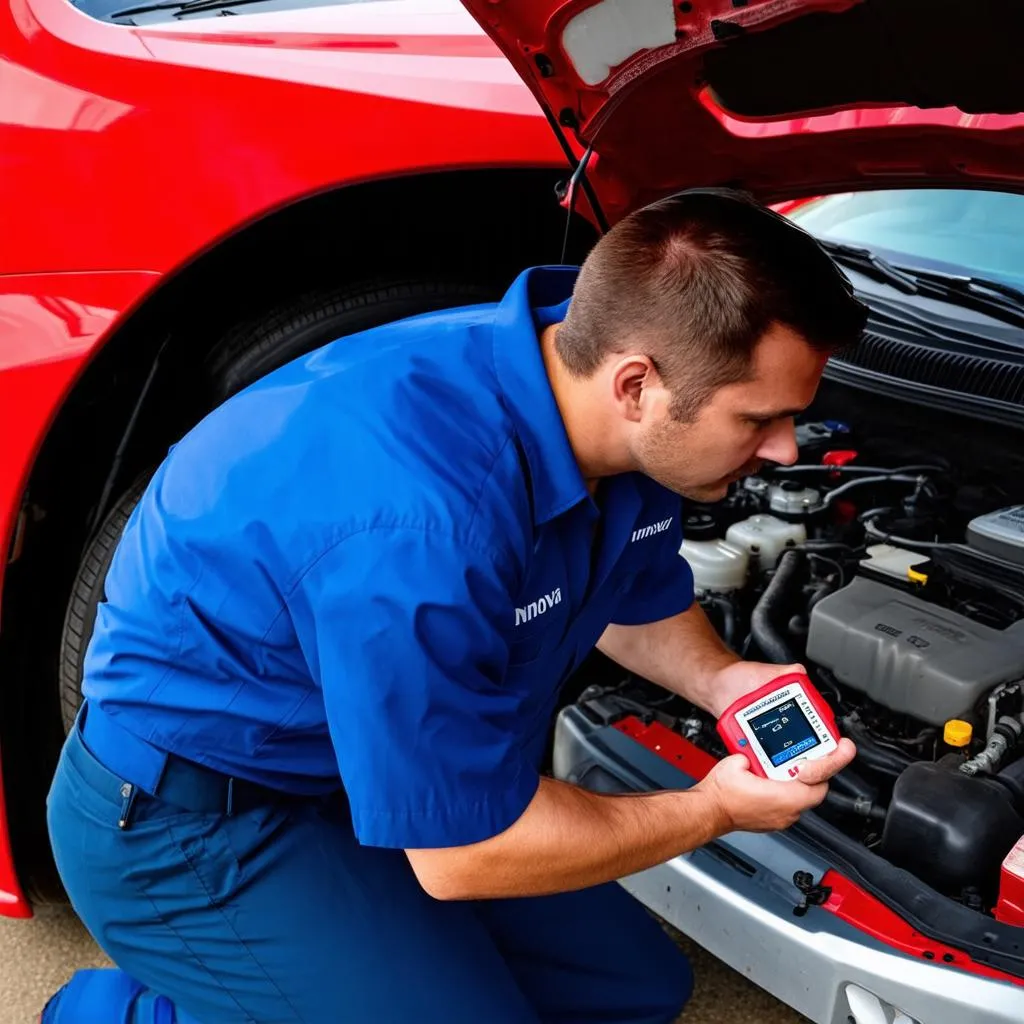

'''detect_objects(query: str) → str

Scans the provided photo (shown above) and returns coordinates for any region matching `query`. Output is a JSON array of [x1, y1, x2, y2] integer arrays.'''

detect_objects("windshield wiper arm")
[[110, 0, 251, 18], [817, 239, 920, 294], [904, 267, 1024, 312], [819, 240, 1024, 328]]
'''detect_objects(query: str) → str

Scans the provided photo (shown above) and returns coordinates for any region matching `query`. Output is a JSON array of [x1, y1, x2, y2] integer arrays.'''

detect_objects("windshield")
[[85, 0, 387, 25], [789, 189, 1024, 290]]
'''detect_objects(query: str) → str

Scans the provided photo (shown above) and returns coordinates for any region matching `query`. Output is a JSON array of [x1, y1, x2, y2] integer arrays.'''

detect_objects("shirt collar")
[[491, 266, 589, 526]]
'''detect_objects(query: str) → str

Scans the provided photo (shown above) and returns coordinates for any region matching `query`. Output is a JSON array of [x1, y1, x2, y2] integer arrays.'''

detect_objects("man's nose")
[[756, 419, 798, 466]]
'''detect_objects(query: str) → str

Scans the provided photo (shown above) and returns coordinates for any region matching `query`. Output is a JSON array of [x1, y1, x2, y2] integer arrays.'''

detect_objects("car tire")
[[57, 276, 498, 733], [58, 472, 151, 735]]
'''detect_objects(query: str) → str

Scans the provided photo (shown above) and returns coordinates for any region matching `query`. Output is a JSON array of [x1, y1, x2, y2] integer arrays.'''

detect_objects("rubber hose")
[[750, 549, 805, 664], [841, 717, 915, 778], [807, 581, 836, 615], [703, 595, 737, 649], [830, 766, 880, 805], [824, 790, 888, 823]]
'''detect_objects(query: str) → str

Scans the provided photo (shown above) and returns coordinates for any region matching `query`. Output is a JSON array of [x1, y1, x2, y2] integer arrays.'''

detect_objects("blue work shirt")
[[84, 266, 695, 849]]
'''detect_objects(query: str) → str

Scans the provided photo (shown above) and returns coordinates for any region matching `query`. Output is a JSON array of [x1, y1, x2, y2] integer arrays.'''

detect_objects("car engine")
[[581, 416, 1024, 914]]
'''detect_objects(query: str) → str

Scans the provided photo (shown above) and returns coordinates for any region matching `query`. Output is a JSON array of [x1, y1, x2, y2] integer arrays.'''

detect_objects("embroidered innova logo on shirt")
[[515, 588, 562, 626], [631, 518, 673, 543]]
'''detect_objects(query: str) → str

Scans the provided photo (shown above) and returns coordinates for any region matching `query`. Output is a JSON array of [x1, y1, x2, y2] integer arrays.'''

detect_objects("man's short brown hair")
[[555, 188, 868, 420]]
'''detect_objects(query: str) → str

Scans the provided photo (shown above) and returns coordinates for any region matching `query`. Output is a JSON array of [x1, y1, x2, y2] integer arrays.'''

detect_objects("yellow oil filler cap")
[[944, 720, 973, 748], [907, 565, 929, 584]]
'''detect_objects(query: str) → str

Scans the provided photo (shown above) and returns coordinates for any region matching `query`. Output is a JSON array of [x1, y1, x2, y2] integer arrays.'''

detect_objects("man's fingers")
[[721, 753, 754, 774], [790, 738, 857, 785], [797, 780, 829, 809]]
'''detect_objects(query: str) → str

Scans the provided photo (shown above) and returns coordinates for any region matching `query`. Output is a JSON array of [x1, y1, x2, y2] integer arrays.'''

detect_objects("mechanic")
[[44, 189, 862, 1024]]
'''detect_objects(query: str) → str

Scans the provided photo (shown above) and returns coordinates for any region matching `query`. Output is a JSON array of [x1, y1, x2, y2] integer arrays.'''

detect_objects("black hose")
[[807, 582, 837, 615], [824, 790, 888, 823], [774, 463, 946, 478], [750, 549, 805, 664], [841, 716, 916, 778], [812, 668, 844, 708], [703, 595, 737, 649], [830, 766, 880, 805]]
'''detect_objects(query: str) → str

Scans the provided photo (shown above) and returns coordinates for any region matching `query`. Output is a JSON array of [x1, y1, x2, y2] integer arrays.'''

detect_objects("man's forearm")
[[596, 603, 739, 712], [406, 776, 728, 901]]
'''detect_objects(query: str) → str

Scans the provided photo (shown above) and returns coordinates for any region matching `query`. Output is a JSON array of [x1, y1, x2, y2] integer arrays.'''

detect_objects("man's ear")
[[610, 355, 658, 423]]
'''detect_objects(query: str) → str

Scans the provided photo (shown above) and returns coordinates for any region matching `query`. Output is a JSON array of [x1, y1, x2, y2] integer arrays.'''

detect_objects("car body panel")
[[0, 270, 160, 915], [0, 0, 567, 917], [0, 271, 158, 562], [1, 0, 559, 278], [458, 0, 1024, 222]]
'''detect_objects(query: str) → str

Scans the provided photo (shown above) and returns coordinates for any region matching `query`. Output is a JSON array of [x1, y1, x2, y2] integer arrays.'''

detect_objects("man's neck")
[[540, 324, 628, 492]]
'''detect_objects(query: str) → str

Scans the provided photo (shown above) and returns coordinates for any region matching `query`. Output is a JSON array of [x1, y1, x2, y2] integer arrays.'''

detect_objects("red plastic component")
[[823, 871, 1020, 984], [613, 715, 1023, 988], [822, 451, 860, 514], [613, 718, 717, 781], [832, 499, 860, 526], [995, 835, 1024, 927], [823, 449, 860, 468], [714, 672, 839, 778]]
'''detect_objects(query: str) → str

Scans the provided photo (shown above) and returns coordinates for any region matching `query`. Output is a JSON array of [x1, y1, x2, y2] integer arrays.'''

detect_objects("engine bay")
[[571, 412, 1024, 921]]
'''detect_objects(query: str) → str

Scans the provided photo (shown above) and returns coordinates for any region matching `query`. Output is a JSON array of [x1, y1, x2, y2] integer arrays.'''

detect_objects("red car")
[[6, 0, 1024, 1021]]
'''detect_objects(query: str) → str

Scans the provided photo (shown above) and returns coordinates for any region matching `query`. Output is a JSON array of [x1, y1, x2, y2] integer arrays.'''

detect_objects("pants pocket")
[[168, 817, 243, 910]]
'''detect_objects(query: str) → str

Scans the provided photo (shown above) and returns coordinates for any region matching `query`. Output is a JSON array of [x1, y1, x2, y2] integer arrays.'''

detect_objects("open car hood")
[[459, 0, 1024, 223]]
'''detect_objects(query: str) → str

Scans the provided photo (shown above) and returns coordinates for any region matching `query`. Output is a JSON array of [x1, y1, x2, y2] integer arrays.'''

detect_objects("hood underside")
[[460, 0, 1024, 222]]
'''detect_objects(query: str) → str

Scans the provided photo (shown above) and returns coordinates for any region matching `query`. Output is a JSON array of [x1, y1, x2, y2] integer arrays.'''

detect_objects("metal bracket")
[[792, 869, 832, 917]]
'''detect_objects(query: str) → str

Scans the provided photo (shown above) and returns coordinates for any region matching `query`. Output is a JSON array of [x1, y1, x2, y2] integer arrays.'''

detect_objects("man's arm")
[[596, 602, 751, 714], [406, 743, 853, 900], [408, 778, 724, 900]]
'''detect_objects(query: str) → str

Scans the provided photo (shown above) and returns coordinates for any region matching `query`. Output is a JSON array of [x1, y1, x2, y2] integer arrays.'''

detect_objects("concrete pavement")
[[0, 906, 805, 1023]]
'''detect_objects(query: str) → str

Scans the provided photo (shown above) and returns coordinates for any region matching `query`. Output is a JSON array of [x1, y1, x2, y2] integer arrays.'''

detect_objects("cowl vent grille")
[[832, 332, 1024, 406]]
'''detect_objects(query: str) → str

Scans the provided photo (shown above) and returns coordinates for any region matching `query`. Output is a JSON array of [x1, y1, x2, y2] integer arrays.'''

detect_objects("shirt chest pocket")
[[506, 577, 571, 666]]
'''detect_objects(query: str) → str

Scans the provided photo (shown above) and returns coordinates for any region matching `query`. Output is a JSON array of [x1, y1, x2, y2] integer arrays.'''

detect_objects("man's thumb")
[[791, 739, 855, 784]]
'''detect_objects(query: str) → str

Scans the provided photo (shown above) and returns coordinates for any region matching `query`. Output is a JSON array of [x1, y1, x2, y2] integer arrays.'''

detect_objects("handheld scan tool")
[[716, 672, 840, 780]]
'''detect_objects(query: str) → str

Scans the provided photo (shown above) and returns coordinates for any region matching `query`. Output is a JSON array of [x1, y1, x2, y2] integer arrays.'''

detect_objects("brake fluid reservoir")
[[680, 539, 749, 594], [725, 515, 807, 566]]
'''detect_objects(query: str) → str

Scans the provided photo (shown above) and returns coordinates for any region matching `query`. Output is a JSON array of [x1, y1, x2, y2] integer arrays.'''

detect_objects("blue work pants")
[[46, 719, 692, 1022]]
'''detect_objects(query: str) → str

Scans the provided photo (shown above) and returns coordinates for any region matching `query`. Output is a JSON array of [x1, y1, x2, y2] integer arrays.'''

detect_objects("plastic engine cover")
[[806, 576, 1024, 725]]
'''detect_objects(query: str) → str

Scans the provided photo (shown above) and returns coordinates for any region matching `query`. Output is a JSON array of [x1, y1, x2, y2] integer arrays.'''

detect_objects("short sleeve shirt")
[[84, 266, 695, 848]]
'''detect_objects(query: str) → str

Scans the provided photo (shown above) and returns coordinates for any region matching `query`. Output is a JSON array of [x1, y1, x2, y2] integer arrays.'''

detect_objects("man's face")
[[631, 324, 828, 502]]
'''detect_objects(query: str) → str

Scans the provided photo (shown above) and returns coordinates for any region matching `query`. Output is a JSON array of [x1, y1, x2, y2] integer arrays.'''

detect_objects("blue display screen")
[[748, 699, 820, 767]]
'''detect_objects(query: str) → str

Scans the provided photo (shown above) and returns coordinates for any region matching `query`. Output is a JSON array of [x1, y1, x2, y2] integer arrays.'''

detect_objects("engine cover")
[[806, 576, 1024, 725]]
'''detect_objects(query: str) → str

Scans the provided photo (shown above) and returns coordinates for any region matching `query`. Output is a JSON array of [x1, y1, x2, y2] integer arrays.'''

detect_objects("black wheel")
[[204, 278, 497, 404], [58, 472, 150, 734], [58, 276, 497, 732]]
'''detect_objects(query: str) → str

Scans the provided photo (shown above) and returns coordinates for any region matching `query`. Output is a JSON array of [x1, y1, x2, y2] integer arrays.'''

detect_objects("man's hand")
[[701, 659, 809, 719], [694, 738, 857, 833]]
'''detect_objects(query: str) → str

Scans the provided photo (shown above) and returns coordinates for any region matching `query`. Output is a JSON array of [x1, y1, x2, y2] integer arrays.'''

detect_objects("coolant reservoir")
[[679, 539, 749, 594], [725, 515, 806, 566]]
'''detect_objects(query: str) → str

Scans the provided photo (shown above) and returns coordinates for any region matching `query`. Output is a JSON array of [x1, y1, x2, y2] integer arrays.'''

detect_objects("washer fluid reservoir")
[[680, 539, 750, 594], [725, 515, 807, 566]]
